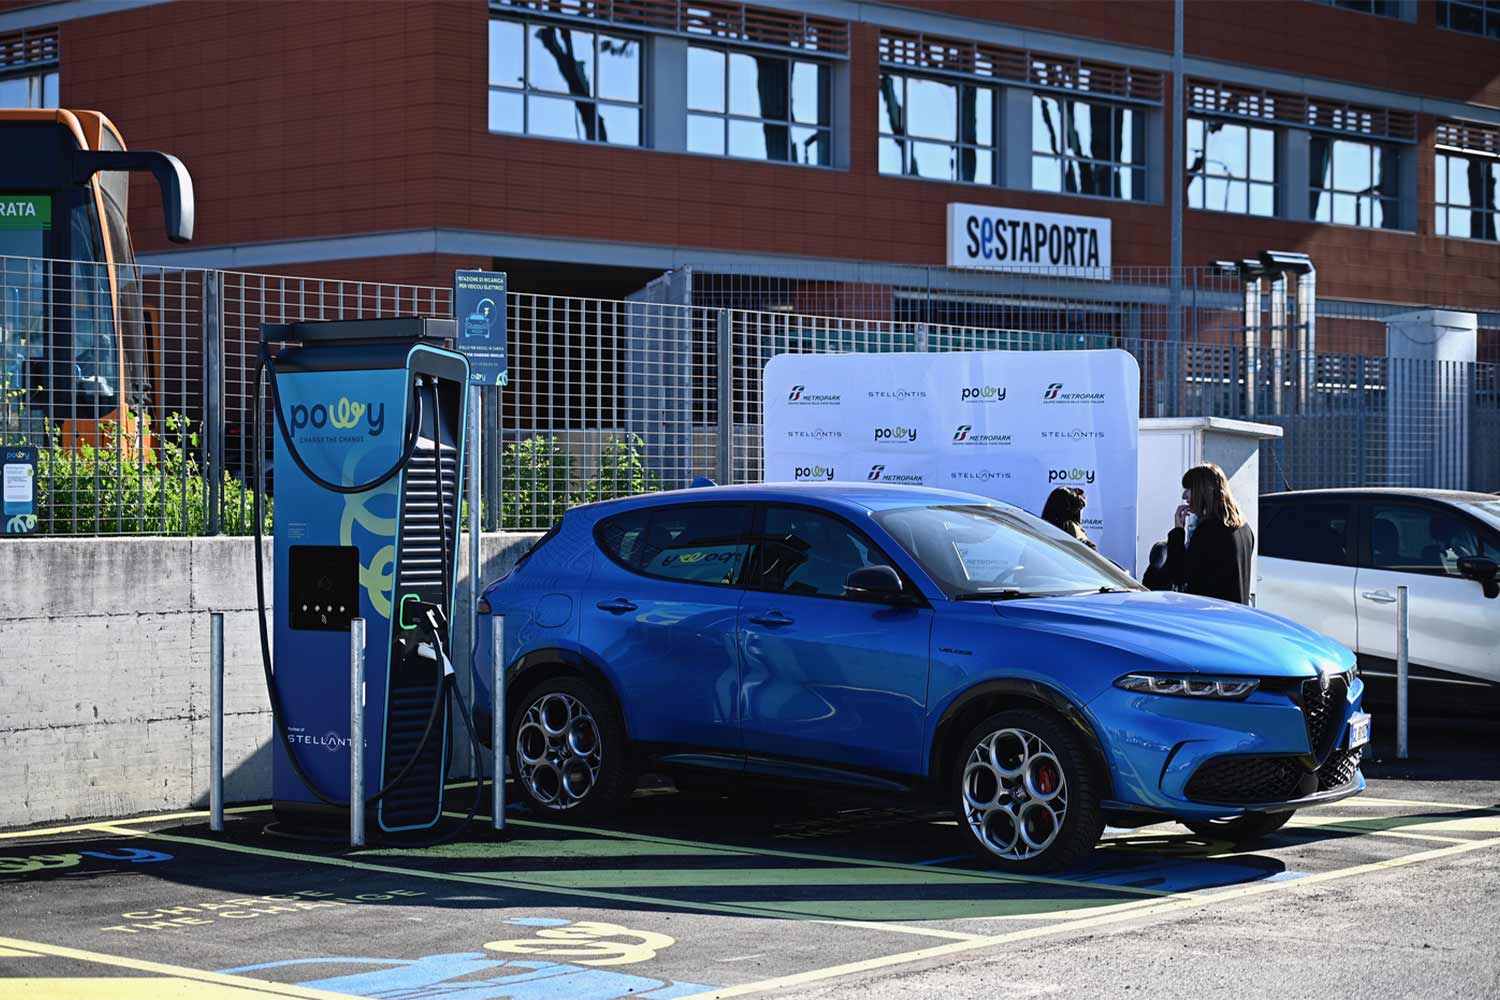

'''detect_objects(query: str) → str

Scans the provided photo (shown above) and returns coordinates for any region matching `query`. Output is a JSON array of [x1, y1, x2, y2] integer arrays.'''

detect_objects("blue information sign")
[[454, 270, 509, 386], [3, 445, 38, 535]]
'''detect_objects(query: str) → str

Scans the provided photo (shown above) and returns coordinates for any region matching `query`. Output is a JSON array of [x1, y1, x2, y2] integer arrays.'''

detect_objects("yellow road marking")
[[0, 946, 41, 958], [668, 835, 1500, 1000], [0, 936, 360, 999], [0, 807, 268, 841]]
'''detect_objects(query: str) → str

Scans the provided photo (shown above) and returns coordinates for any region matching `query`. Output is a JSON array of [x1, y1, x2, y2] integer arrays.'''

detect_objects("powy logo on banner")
[[763, 350, 1140, 571]]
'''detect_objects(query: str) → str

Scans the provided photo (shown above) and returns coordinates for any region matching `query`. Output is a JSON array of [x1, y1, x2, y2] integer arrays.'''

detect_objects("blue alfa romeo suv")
[[476, 483, 1369, 872]]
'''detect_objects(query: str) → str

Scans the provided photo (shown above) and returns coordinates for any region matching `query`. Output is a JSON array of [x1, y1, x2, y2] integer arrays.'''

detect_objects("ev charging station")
[[253, 317, 475, 835]]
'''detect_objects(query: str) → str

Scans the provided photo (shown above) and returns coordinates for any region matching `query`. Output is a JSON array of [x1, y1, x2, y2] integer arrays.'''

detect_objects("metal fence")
[[1, 253, 1494, 536]]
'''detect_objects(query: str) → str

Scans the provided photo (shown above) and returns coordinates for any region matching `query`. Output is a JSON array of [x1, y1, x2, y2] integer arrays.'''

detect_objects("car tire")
[[509, 676, 634, 822], [1181, 811, 1293, 843], [952, 708, 1105, 873]]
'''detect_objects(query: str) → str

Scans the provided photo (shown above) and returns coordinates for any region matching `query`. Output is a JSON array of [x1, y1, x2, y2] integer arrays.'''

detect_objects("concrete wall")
[[0, 532, 540, 830]]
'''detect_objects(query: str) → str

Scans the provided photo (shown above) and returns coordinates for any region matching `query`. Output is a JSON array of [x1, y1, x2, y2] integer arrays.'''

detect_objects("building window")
[[0, 66, 58, 108], [1436, 151, 1499, 241], [1437, 1, 1500, 37], [877, 73, 996, 184], [1032, 94, 1144, 200], [487, 18, 643, 146], [1308, 0, 1407, 17], [686, 45, 830, 165], [1309, 136, 1399, 228], [1186, 117, 1276, 215]]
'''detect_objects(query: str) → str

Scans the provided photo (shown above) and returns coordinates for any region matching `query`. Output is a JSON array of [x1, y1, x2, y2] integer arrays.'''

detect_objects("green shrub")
[[500, 434, 570, 528], [572, 434, 661, 506]]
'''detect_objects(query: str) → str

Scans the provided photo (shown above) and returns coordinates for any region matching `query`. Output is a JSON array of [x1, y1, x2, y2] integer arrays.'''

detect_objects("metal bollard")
[[350, 618, 367, 847], [209, 611, 224, 832], [1396, 586, 1409, 760], [493, 615, 505, 832]]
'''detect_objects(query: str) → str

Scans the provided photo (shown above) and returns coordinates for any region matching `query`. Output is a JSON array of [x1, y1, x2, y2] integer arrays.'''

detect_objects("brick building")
[[0, 0, 1496, 348]]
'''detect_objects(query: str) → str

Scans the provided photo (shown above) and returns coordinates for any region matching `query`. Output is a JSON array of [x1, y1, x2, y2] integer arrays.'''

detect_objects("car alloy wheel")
[[516, 691, 603, 809], [962, 727, 1069, 861]]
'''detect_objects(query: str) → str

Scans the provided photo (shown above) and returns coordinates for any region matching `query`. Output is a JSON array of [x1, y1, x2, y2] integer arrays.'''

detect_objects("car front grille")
[[1185, 748, 1363, 805], [1300, 673, 1349, 755]]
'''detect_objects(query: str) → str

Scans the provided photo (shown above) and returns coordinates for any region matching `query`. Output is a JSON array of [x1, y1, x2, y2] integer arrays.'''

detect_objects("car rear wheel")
[[952, 708, 1104, 873], [510, 676, 634, 821], [1182, 811, 1293, 843]]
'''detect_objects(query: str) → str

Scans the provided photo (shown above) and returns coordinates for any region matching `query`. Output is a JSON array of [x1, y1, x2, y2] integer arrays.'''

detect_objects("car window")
[[754, 506, 885, 599], [1369, 504, 1480, 577], [596, 504, 751, 586], [1260, 501, 1352, 566]]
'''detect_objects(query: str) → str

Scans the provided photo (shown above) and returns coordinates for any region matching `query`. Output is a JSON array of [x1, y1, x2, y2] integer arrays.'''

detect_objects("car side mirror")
[[845, 565, 911, 604], [1456, 556, 1499, 599]]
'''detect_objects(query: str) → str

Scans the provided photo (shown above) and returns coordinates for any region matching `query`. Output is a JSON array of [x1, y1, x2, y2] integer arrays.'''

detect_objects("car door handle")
[[748, 611, 795, 628], [1360, 590, 1398, 604], [596, 598, 638, 614]]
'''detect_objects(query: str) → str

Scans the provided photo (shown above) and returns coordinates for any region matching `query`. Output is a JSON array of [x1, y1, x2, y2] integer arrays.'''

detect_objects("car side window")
[[596, 504, 751, 586], [1260, 501, 1352, 566], [1368, 504, 1480, 577], [754, 506, 886, 599]]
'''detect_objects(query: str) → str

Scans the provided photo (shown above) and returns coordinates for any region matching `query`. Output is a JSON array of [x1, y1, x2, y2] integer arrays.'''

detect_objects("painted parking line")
[[0, 806, 270, 842], [666, 834, 1500, 1000], [0, 934, 359, 999]]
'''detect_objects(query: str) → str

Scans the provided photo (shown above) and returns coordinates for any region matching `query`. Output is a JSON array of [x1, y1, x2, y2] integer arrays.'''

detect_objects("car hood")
[[989, 590, 1352, 678]]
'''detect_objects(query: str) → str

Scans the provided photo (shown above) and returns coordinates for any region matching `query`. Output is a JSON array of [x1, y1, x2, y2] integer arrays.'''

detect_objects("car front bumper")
[[1087, 674, 1368, 820]]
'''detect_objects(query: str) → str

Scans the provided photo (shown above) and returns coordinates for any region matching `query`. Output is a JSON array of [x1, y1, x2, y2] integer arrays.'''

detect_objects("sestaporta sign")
[[946, 202, 1109, 279]]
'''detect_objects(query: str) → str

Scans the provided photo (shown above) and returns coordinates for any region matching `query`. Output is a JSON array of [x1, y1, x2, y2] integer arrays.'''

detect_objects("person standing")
[[1041, 486, 1096, 549], [1167, 463, 1254, 604]]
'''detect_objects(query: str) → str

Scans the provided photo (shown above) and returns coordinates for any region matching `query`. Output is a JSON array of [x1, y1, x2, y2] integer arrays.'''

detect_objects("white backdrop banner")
[[763, 350, 1141, 571]]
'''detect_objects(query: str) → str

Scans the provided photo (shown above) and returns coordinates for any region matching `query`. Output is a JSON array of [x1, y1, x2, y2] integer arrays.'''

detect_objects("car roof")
[[572, 482, 1015, 517], [1262, 488, 1497, 502]]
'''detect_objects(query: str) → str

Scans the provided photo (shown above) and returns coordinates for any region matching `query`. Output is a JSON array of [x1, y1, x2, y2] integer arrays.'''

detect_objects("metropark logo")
[[787, 384, 841, 406], [868, 464, 924, 484], [952, 424, 1012, 446], [794, 465, 836, 481], [290, 396, 386, 438], [1042, 382, 1105, 404]]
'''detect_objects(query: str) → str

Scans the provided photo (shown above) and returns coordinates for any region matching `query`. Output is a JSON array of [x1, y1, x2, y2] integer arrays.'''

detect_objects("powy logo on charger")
[[290, 397, 386, 437]]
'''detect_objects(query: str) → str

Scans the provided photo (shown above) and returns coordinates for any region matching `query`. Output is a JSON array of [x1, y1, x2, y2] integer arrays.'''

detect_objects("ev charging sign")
[[454, 270, 509, 386], [764, 350, 1140, 571]]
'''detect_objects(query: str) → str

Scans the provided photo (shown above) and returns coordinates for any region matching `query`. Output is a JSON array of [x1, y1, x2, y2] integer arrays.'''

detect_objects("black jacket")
[[1166, 518, 1255, 604]]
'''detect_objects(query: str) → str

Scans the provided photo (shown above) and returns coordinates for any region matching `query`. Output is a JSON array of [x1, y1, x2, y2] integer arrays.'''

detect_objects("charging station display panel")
[[763, 350, 1140, 571]]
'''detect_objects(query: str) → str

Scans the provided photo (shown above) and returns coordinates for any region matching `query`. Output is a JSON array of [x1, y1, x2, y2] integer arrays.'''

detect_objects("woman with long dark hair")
[[1040, 486, 1095, 548], [1166, 463, 1254, 604]]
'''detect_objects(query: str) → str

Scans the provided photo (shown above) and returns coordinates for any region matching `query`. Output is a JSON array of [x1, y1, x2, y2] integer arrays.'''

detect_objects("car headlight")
[[1115, 673, 1259, 700]]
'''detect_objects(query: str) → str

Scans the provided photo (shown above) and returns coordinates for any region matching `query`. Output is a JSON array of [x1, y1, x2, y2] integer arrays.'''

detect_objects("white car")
[[1257, 489, 1500, 714]]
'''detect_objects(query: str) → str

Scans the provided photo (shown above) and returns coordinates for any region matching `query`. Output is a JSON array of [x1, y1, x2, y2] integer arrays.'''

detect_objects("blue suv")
[[476, 483, 1369, 872]]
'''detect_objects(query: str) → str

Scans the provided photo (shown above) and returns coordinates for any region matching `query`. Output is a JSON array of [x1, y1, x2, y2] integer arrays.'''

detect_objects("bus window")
[[0, 196, 48, 437], [67, 188, 118, 409]]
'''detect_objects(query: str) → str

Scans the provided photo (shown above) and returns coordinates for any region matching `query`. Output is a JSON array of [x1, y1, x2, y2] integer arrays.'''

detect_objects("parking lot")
[[3, 719, 1497, 1000]]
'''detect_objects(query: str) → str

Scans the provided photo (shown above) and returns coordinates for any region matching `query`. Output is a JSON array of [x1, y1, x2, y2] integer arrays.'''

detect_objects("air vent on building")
[[492, 0, 849, 55], [0, 26, 59, 73], [1188, 78, 1417, 143], [1436, 119, 1500, 158]]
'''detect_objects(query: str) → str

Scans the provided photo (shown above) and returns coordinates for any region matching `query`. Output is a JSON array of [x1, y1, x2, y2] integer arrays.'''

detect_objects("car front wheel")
[[953, 708, 1104, 872], [510, 676, 634, 821]]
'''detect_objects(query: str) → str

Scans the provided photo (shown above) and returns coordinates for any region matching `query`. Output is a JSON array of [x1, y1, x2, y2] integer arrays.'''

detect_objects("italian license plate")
[[1347, 712, 1371, 750]]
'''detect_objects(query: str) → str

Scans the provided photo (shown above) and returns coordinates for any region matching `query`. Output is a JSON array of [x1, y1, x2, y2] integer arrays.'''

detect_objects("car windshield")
[[874, 503, 1140, 600], [1456, 499, 1500, 536]]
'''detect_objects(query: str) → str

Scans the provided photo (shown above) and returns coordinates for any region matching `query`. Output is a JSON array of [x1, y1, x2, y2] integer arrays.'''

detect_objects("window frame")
[[685, 42, 833, 167], [1030, 91, 1147, 202], [1436, 0, 1500, 38], [487, 15, 647, 148], [1185, 114, 1278, 217], [1356, 498, 1500, 578], [1435, 148, 1500, 242], [877, 70, 1000, 186], [746, 502, 926, 605], [0, 65, 59, 108], [1259, 497, 1357, 567], [1308, 134, 1402, 230], [593, 502, 755, 590]]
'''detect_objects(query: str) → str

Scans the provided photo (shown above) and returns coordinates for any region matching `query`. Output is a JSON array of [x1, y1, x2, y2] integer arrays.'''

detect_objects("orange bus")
[[0, 108, 193, 450]]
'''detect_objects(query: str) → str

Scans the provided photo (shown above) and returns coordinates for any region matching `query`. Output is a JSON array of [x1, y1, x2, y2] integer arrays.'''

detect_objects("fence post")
[[209, 611, 224, 832], [203, 270, 225, 535], [1396, 586, 1409, 760], [492, 614, 506, 832], [716, 309, 733, 484], [350, 617, 366, 847]]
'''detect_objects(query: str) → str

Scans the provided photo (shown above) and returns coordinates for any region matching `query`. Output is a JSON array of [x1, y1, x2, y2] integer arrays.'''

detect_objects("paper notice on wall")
[[763, 350, 1140, 571]]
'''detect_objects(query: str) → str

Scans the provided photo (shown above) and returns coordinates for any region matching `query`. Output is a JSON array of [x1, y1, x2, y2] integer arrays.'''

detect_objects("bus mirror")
[[73, 150, 195, 243]]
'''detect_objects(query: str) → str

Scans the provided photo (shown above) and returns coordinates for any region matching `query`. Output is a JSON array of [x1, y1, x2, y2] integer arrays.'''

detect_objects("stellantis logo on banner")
[[952, 425, 1012, 446], [788, 385, 841, 406], [1043, 382, 1106, 404], [960, 385, 1007, 402], [1042, 428, 1106, 441], [795, 465, 835, 481], [1049, 467, 1097, 485], [873, 426, 919, 443], [867, 388, 928, 400], [869, 464, 924, 484], [947, 203, 1110, 279]]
